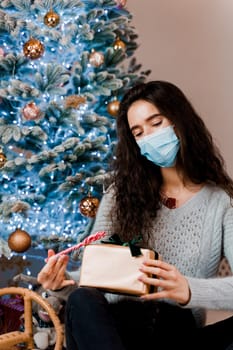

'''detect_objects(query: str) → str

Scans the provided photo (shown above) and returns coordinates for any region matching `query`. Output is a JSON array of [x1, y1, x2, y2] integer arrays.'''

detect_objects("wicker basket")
[[0, 287, 64, 350]]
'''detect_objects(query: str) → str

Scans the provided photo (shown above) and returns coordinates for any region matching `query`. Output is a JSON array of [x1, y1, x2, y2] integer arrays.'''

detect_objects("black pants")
[[196, 316, 233, 350], [65, 287, 233, 350], [65, 287, 196, 350]]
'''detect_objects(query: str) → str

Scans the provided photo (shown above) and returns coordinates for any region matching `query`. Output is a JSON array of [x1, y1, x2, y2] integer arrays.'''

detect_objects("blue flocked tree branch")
[[0, 0, 150, 254]]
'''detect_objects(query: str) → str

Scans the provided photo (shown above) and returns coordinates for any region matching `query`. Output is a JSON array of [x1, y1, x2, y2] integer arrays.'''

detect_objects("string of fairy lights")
[[0, 0, 149, 272]]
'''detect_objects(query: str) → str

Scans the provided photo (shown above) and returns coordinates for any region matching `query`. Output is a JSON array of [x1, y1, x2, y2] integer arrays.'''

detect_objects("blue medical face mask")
[[136, 125, 180, 167]]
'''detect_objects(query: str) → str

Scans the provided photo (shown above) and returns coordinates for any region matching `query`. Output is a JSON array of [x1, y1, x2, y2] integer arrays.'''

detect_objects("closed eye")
[[133, 130, 143, 138], [131, 127, 143, 138], [130, 114, 164, 139], [152, 120, 162, 127]]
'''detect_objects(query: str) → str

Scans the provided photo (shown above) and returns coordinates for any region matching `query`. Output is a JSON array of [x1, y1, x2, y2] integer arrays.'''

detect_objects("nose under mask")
[[136, 125, 180, 167]]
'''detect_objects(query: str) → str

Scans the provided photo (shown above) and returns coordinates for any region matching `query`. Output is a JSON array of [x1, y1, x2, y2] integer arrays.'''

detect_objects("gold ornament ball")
[[23, 38, 44, 60], [0, 152, 7, 168], [44, 9, 60, 27], [89, 50, 105, 67], [113, 38, 126, 51], [79, 196, 100, 217], [22, 102, 42, 121], [107, 100, 120, 117], [8, 229, 32, 253]]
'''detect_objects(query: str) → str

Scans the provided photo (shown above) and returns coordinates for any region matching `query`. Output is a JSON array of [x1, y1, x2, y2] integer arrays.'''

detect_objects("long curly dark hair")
[[109, 80, 233, 242]]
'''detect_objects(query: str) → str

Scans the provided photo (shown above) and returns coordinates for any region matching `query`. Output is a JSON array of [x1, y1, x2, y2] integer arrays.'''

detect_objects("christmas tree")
[[0, 0, 150, 260]]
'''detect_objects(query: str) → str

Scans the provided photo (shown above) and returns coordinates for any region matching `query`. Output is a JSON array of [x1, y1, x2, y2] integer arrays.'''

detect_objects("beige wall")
[[128, 0, 233, 176]]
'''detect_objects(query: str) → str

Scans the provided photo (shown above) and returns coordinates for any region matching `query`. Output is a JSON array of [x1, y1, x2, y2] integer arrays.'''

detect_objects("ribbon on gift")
[[101, 233, 143, 257]]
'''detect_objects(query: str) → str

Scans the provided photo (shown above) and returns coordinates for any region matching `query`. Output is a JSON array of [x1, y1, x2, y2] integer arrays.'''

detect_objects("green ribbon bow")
[[101, 233, 143, 257]]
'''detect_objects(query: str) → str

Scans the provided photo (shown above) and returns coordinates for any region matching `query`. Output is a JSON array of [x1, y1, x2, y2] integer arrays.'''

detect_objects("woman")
[[38, 81, 233, 350]]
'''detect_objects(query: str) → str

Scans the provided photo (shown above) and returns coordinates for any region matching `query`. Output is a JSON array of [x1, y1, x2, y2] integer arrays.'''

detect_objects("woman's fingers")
[[143, 258, 174, 271], [38, 254, 74, 290], [47, 249, 55, 259], [140, 259, 176, 280], [140, 289, 171, 301], [138, 258, 191, 304]]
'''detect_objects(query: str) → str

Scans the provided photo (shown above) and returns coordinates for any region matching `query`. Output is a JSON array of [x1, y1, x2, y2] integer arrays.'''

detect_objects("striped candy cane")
[[46, 231, 106, 261]]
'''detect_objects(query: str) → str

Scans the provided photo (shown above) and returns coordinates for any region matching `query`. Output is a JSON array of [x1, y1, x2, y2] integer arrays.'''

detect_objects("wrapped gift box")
[[79, 244, 158, 296]]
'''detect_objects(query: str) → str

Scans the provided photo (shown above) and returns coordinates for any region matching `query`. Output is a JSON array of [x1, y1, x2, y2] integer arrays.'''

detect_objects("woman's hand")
[[37, 249, 75, 291], [138, 259, 191, 305]]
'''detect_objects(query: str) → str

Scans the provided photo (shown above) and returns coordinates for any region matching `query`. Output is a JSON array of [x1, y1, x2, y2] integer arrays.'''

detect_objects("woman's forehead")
[[127, 100, 160, 125]]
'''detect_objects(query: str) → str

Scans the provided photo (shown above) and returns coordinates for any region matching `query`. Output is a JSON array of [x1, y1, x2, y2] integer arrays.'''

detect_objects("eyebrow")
[[130, 113, 163, 133]]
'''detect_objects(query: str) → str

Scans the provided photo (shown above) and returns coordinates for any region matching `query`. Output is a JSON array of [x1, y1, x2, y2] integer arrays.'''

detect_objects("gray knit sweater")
[[53, 184, 233, 327]]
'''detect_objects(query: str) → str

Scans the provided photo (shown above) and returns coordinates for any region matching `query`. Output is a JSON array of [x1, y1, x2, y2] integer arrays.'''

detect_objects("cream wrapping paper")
[[79, 244, 157, 296]]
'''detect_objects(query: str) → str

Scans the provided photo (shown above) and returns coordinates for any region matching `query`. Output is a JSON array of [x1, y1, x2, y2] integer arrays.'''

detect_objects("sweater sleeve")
[[89, 185, 115, 237], [186, 275, 233, 309], [187, 204, 233, 310]]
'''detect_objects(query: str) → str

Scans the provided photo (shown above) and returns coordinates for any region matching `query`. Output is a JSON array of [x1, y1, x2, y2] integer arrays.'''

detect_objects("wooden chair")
[[0, 286, 64, 350]]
